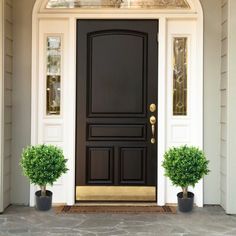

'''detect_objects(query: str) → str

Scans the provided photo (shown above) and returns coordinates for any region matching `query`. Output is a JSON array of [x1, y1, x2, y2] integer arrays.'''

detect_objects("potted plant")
[[20, 144, 68, 211], [162, 145, 209, 212]]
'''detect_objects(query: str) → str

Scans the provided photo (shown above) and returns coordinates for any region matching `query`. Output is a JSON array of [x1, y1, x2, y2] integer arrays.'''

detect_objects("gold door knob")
[[150, 116, 156, 125], [150, 116, 156, 144]]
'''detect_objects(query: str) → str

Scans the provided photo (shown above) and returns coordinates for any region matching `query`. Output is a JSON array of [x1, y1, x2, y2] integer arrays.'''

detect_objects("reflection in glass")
[[173, 37, 187, 116], [46, 0, 190, 9], [46, 36, 61, 115]]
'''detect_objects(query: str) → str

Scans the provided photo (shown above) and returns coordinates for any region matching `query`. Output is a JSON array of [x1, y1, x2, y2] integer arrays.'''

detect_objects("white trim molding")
[[31, 0, 204, 207]]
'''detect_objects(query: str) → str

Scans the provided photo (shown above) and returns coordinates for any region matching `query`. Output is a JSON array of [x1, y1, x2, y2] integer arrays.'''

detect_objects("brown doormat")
[[55, 205, 176, 214]]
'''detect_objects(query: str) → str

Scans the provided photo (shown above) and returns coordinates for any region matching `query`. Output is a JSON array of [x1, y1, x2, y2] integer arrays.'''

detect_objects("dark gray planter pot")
[[177, 192, 194, 213], [35, 190, 52, 211]]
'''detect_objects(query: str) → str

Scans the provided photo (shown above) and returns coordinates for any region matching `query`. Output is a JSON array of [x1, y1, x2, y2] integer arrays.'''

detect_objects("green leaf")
[[20, 144, 68, 189], [162, 145, 210, 189]]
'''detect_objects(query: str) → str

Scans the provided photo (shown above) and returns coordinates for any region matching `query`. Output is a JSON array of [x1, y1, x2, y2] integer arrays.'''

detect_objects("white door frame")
[[0, 0, 4, 213], [31, 0, 203, 207]]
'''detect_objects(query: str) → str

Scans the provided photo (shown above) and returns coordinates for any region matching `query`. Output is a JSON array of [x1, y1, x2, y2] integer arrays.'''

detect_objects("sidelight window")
[[46, 36, 61, 116], [46, 0, 190, 9], [173, 37, 188, 116]]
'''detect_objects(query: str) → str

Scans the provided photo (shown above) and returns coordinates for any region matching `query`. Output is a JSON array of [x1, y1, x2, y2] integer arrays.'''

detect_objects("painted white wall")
[[11, 0, 221, 206]]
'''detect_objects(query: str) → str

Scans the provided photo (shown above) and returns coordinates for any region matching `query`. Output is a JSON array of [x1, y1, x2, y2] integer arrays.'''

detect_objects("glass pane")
[[173, 37, 187, 116], [46, 0, 190, 9], [46, 36, 61, 115]]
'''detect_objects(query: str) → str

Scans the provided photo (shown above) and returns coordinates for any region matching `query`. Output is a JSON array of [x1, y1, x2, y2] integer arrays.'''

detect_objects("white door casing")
[[30, 0, 203, 207]]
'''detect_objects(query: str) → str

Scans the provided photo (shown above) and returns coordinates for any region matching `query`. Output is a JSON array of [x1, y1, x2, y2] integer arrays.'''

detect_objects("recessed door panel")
[[88, 124, 146, 140], [87, 147, 114, 184], [88, 31, 147, 116], [76, 20, 158, 201], [120, 147, 146, 184]]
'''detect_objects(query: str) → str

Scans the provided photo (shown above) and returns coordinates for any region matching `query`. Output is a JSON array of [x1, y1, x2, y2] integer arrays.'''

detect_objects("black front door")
[[76, 20, 158, 201]]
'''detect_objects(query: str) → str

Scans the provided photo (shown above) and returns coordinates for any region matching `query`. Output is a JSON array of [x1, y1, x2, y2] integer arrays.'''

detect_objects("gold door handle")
[[150, 116, 156, 144]]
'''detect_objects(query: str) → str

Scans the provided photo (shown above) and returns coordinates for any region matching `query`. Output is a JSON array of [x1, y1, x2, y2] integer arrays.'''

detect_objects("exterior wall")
[[0, 0, 13, 212], [220, 0, 236, 214], [11, 0, 34, 205], [202, 0, 221, 205], [11, 0, 221, 205], [3, 0, 13, 209], [227, 0, 236, 215], [220, 0, 228, 210]]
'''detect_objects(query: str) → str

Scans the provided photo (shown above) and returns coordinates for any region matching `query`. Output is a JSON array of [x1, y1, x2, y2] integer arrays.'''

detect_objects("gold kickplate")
[[76, 186, 156, 201]]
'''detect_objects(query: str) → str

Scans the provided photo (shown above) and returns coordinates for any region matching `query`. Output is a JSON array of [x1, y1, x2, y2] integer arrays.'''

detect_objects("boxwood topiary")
[[20, 144, 68, 196], [162, 145, 209, 199]]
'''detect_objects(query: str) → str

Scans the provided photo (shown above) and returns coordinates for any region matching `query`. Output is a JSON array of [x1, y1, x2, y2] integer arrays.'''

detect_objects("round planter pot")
[[35, 190, 53, 211], [177, 192, 194, 213]]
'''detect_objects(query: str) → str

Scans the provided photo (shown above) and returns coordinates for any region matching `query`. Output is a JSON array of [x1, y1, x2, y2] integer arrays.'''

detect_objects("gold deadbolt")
[[149, 104, 156, 113]]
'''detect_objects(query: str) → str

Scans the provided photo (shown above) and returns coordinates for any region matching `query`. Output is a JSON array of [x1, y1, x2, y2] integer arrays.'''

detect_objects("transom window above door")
[[46, 0, 190, 9]]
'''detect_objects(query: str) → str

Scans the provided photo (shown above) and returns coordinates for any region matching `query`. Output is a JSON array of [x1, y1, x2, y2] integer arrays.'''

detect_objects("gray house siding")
[[219, 0, 236, 214], [227, 0, 236, 214], [220, 0, 228, 210], [3, 0, 13, 209], [220, 0, 236, 214]]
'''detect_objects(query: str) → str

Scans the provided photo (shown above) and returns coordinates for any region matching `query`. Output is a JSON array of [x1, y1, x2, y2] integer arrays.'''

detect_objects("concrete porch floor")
[[0, 206, 236, 236]]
